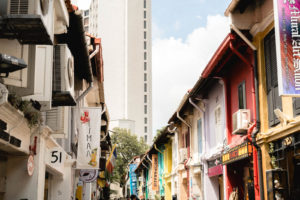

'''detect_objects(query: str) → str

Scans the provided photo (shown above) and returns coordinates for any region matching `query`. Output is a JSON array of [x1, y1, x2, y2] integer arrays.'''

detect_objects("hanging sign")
[[207, 157, 223, 177], [79, 169, 98, 183], [77, 108, 102, 169], [222, 142, 252, 165], [151, 154, 159, 191], [274, 0, 300, 96], [129, 164, 138, 195]]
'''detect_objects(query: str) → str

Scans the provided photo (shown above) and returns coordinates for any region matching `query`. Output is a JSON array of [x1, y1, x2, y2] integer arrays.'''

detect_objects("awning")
[[56, 11, 93, 83]]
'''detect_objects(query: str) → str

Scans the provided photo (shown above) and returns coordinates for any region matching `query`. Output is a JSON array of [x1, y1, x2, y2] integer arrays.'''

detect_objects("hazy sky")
[[77, 0, 231, 137]]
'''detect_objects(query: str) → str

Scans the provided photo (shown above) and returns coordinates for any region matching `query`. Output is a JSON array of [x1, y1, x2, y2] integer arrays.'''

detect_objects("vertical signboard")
[[77, 108, 102, 169], [274, 0, 300, 96], [151, 154, 159, 191], [129, 164, 138, 195]]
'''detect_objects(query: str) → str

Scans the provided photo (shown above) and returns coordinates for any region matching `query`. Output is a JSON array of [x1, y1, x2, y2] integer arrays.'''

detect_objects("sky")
[[77, 0, 231, 137]]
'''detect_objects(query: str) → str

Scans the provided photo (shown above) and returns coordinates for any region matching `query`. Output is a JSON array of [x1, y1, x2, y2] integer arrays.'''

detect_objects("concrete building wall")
[[89, 0, 152, 144]]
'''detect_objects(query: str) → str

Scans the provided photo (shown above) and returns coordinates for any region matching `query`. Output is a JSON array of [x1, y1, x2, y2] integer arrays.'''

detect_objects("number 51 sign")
[[48, 147, 65, 168]]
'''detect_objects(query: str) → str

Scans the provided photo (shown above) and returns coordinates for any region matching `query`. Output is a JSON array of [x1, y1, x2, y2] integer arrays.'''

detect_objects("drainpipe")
[[252, 50, 264, 200], [154, 144, 163, 154], [146, 154, 152, 163], [229, 37, 264, 200], [76, 82, 93, 102]]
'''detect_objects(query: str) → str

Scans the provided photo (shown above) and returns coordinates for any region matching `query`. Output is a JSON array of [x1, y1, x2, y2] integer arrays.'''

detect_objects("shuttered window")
[[264, 30, 282, 126]]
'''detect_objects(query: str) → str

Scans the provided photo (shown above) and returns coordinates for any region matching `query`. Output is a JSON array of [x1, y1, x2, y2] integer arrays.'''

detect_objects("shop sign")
[[27, 155, 34, 176], [222, 142, 252, 165], [129, 164, 138, 195], [79, 169, 98, 183], [151, 154, 159, 191], [76, 108, 102, 169], [207, 157, 223, 177], [273, 0, 300, 96]]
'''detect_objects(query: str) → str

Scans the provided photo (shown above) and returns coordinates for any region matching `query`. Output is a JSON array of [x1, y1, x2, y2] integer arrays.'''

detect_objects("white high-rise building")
[[88, 0, 152, 144]]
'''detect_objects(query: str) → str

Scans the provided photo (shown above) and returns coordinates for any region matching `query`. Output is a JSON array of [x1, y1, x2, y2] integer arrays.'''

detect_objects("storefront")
[[222, 142, 255, 200], [264, 131, 300, 200], [204, 156, 223, 200]]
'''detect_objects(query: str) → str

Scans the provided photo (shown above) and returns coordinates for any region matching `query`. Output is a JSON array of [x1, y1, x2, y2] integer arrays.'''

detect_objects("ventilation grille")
[[10, 0, 29, 14], [53, 45, 62, 91]]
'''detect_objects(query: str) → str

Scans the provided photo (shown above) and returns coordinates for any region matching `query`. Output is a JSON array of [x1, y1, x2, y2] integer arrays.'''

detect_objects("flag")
[[106, 144, 117, 174]]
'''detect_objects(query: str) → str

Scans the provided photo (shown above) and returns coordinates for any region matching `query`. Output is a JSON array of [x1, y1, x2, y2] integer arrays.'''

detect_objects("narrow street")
[[0, 0, 300, 200]]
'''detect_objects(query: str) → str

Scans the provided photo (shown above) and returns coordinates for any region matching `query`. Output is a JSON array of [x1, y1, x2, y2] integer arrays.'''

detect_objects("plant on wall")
[[8, 94, 42, 127]]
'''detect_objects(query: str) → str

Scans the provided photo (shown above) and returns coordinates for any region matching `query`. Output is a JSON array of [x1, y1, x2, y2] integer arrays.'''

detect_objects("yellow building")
[[163, 141, 172, 200], [227, 0, 300, 199]]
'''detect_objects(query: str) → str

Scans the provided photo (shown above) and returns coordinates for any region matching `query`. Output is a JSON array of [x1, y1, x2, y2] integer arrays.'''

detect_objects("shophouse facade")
[[0, 1, 110, 200], [226, 0, 300, 199]]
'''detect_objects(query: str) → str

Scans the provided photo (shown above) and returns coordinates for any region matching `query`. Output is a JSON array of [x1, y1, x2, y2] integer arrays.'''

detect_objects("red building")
[[202, 32, 262, 200]]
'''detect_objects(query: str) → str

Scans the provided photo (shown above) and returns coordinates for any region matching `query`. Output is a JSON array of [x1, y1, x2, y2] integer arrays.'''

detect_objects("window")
[[197, 119, 202, 154], [264, 30, 282, 126], [144, 0, 146, 8], [144, 83, 147, 92], [144, 135, 147, 142], [144, 127, 147, 133], [144, 31, 146, 39], [144, 73, 147, 81], [144, 105, 147, 114], [238, 81, 246, 109], [144, 21, 147, 29], [144, 117, 147, 124], [214, 106, 222, 143], [144, 41, 147, 49], [144, 52, 147, 60], [144, 95, 147, 103], [144, 10, 146, 18], [144, 62, 147, 71]]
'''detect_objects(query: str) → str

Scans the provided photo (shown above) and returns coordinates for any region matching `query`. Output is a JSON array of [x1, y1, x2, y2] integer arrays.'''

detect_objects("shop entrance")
[[44, 172, 52, 200], [227, 159, 254, 200]]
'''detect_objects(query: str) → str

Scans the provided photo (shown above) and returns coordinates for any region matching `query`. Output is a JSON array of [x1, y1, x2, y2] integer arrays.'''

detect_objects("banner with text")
[[274, 0, 300, 96], [77, 108, 102, 169], [151, 154, 159, 191]]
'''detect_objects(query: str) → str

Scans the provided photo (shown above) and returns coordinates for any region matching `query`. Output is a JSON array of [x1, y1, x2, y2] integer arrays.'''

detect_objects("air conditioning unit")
[[232, 109, 250, 135], [46, 106, 70, 138], [179, 148, 187, 163], [52, 44, 76, 106], [7, 45, 53, 111], [0, 0, 54, 44]]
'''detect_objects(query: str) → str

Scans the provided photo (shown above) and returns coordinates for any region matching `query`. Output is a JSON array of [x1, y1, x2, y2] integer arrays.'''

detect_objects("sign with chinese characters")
[[274, 0, 300, 96], [222, 142, 252, 165], [77, 108, 102, 169], [151, 154, 159, 191]]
